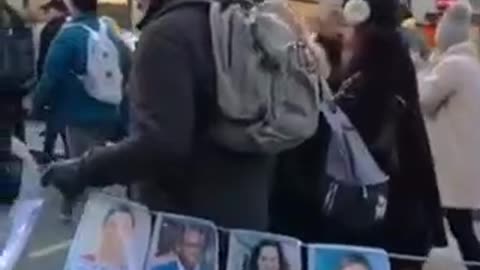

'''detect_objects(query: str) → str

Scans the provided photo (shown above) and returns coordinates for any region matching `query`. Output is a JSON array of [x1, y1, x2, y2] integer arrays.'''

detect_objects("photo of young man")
[[76, 204, 135, 270], [148, 215, 218, 270], [65, 194, 152, 270]]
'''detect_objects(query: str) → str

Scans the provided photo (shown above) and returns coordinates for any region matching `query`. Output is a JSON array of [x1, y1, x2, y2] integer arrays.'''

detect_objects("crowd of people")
[[2, 0, 480, 269]]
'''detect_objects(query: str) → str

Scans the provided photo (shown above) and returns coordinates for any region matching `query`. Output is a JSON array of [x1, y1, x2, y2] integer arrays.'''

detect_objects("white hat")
[[436, 1, 473, 51], [343, 0, 371, 25]]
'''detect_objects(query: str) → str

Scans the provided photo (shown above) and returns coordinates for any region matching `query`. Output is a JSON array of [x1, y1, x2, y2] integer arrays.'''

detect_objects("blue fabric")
[[33, 13, 129, 129]]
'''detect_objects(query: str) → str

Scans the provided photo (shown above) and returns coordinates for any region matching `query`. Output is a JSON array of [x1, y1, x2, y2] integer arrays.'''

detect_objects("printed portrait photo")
[[227, 230, 302, 270], [64, 193, 152, 270], [308, 244, 390, 270], [147, 213, 219, 270]]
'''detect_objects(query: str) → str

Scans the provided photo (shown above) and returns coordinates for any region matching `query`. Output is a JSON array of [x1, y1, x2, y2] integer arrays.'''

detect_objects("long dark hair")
[[249, 240, 289, 270], [348, 24, 406, 73]]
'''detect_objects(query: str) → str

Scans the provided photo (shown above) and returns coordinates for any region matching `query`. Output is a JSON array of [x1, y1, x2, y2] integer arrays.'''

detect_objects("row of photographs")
[[65, 193, 390, 270]]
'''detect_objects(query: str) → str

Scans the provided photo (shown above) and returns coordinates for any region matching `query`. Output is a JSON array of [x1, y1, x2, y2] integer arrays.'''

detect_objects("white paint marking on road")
[[28, 239, 72, 259]]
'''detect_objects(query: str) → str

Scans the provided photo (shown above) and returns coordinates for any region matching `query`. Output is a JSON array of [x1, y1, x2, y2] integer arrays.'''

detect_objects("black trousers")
[[446, 208, 480, 270], [43, 122, 68, 158]]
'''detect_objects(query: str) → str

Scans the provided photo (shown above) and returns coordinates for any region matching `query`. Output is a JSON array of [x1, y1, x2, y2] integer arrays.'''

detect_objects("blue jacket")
[[33, 13, 131, 129]]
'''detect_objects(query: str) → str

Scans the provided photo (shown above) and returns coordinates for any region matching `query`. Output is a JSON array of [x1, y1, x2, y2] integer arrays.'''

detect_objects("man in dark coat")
[[0, 0, 30, 202], [0, 0, 29, 143], [41, 0, 275, 231], [37, 0, 68, 78], [36, 0, 69, 158]]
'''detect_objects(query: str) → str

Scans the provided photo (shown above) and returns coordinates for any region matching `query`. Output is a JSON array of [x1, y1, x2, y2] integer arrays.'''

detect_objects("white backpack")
[[67, 18, 123, 105]]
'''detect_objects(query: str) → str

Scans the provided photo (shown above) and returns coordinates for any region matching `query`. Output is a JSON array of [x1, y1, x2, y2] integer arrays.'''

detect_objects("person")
[[309, 1, 346, 89], [0, 0, 29, 144], [36, 0, 69, 159], [37, 0, 68, 78], [249, 240, 288, 270], [32, 0, 131, 221], [77, 204, 135, 270], [0, 0, 24, 28], [269, 2, 338, 241], [419, 2, 480, 269], [399, 3, 429, 61], [151, 225, 207, 270], [41, 0, 276, 231], [329, 0, 447, 268], [271, 0, 447, 269], [338, 254, 371, 270]]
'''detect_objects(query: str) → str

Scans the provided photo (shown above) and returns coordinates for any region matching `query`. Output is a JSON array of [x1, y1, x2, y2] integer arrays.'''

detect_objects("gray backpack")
[[208, 0, 321, 154]]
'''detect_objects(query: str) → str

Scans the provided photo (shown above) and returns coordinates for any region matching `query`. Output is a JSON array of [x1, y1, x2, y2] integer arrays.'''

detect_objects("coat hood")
[[436, 1, 472, 52], [441, 41, 477, 59]]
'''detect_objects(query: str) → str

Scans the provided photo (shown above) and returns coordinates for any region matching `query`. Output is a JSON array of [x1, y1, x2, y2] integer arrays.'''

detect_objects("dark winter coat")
[[35, 16, 66, 128], [0, 3, 27, 137], [37, 16, 66, 78], [80, 0, 275, 231], [340, 27, 447, 252], [271, 27, 447, 254]]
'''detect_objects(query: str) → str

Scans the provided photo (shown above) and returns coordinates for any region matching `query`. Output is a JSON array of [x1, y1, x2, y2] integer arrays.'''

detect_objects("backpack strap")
[[63, 17, 113, 38], [62, 21, 98, 38]]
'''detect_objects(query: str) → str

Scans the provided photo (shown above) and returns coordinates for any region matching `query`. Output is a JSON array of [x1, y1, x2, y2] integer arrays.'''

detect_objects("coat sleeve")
[[79, 21, 196, 186], [419, 58, 460, 117], [32, 29, 75, 115]]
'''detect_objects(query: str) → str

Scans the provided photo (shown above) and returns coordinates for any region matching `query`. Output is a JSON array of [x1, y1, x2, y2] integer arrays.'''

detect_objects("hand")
[[41, 158, 86, 200]]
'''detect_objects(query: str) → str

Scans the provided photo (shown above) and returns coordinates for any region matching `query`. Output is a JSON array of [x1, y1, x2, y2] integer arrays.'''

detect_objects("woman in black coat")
[[270, 0, 447, 269]]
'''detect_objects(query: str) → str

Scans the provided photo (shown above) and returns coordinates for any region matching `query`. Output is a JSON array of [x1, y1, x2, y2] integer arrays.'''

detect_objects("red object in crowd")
[[436, 0, 458, 10]]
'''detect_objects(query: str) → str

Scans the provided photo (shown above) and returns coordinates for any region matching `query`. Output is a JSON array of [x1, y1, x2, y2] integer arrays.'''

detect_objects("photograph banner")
[[65, 193, 152, 270], [308, 244, 390, 270], [147, 213, 219, 270], [227, 230, 302, 270]]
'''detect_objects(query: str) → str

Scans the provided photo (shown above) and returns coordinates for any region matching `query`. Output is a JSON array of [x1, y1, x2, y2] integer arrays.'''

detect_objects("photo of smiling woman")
[[226, 230, 301, 270], [249, 240, 289, 270]]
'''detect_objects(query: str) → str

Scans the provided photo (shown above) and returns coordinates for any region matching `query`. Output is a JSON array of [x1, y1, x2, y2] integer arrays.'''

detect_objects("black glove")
[[41, 158, 86, 200]]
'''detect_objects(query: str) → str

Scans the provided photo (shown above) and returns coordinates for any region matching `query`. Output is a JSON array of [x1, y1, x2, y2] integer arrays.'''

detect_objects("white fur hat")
[[343, 0, 371, 25], [436, 1, 473, 51]]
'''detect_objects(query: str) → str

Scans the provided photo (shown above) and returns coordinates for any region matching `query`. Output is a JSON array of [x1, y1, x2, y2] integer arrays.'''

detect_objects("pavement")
[[423, 225, 480, 270], [0, 121, 77, 270], [0, 121, 478, 270]]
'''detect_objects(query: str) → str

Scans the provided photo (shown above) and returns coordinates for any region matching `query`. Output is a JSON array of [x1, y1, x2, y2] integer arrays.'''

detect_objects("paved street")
[[0, 121, 77, 270], [0, 121, 478, 270]]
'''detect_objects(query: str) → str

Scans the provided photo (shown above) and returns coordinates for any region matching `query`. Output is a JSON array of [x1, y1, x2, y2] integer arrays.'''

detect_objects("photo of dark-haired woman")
[[249, 240, 289, 270], [227, 230, 301, 270]]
